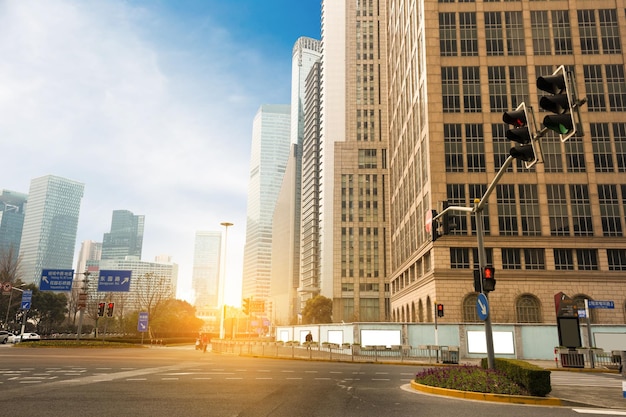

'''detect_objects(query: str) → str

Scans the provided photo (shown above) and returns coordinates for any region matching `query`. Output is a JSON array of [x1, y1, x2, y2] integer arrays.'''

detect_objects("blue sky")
[[0, 0, 321, 304]]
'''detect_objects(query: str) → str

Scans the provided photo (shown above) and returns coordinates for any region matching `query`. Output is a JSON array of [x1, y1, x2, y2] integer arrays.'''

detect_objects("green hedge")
[[480, 358, 551, 397]]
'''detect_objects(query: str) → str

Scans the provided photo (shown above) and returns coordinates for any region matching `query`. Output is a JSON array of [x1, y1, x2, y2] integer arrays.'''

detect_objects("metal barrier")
[[210, 340, 460, 364]]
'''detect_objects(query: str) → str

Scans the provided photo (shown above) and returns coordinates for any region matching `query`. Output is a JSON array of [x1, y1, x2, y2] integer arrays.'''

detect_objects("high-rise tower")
[[192, 231, 222, 311], [101, 209, 145, 260], [0, 189, 28, 263], [18, 175, 84, 285], [242, 104, 291, 301]]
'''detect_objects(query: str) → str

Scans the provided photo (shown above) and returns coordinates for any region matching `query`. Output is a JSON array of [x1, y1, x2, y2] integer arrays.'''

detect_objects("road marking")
[[573, 409, 626, 415], [161, 378, 179, 381], [255, 377, 272, 380], [126, 378, 147, 381], [372, 378, 390, 381], [286, 377, 302, 380], [315, 378, 331, 380], [19, 381, 42, 384]]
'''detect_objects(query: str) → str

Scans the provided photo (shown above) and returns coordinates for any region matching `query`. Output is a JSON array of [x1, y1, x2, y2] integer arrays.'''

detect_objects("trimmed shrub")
[[481, 358, 551, 397]]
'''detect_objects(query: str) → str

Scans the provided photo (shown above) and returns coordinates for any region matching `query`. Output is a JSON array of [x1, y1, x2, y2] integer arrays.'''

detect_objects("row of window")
[[442, 64, 626, 113], [445, 122, 626, 174], [439, 9, 621, 57]]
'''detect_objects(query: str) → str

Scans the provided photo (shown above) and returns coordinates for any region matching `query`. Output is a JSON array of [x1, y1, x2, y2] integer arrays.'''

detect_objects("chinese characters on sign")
[[97, 270, 132, 292]]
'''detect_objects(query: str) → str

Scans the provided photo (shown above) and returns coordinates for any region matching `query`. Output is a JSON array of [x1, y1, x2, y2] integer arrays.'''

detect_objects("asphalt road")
[[0, 345, 621, 417]]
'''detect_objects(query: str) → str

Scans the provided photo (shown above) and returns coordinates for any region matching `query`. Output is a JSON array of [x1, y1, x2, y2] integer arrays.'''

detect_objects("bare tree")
[[0, 245, 21, 284]]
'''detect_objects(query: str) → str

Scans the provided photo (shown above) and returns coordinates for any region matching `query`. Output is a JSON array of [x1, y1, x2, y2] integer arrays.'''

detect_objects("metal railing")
[[210, 340, 459, 364]]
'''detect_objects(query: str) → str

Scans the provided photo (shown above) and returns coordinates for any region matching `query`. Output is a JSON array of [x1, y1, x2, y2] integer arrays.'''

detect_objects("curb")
[[410, 380, 562, 407]]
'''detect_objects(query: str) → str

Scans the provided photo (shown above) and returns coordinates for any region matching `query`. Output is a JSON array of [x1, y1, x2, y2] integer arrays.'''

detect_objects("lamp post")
[[76, 270, 90, 340], [219, 222, 233, 339], [3, 284, 25, 330]]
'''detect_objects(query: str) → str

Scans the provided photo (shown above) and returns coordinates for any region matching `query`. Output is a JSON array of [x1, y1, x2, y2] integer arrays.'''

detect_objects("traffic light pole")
[[434, 155, 514, 370]]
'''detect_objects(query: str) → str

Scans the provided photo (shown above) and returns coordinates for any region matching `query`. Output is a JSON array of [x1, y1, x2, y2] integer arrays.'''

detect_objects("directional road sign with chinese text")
[[97, 270, 132, 292], [40, 269, 74, 291]]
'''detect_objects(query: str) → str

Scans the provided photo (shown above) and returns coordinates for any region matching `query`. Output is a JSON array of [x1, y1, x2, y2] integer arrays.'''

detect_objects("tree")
[[148, 299, 203, 337], [302, 295, 333, 324], [30, 289, 68, 334]]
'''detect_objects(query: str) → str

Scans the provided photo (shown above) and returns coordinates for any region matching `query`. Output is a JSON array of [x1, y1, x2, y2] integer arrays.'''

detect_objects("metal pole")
[[219, 222, 233, 340], [475, 204, 496, 370], [584, 299, 595, 368], [76, 270, 90, 341]]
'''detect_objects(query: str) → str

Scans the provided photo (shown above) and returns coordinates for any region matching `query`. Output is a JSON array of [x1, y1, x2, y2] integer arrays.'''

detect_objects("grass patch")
[[14, 340, 145, 348], [415, 365, 530, 396]]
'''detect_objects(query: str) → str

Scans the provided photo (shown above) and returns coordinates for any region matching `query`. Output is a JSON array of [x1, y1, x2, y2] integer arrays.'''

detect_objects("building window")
[[492, 124, 512, 171], [599, 9, 621, 54], [570, 185, 593, 236], [607, 249, 626, 271], [606, 64, 626, 111], [488, 66, 508, 112], [442, 67, 460, 113], [509, 66, 529, 109], [470, 184, 490, 236], [531, 11, 551, 55], [554, 249, 574, 270], [462, 66, 482, 112], [358, 149, 377, 169], [584, 65, 606, 112], [343, 298, 354, 322], [445, 124, 464, 172], [566, 136, 586, 172], [578, 10, 599, 54], [516, 294, 542, 323], [542, 135, 564, 173], [439, 12, 457, 56], [519, 184, 541, 236], [505, 12, 525, 55], [591, 123, 614, 172], [598, 184, 623, 236], [497, 184, 517, 236], [502, 248, 522, 269], [577, 249, 599, 271], [484, 12, 503, 55], [447, 184, 468, 234], [547, 184, 569, 236], [552, 10, 572, 55], [459, 12, 478, 56], [524, 248, 545, 270], [463, 294, 480, 322], [450, 248, 470, 269], [466, 124, 485, 172], [614, 123, 626, 172], [472, 247, 493, 267]]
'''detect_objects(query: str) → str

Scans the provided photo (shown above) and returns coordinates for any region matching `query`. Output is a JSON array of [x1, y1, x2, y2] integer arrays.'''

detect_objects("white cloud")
[[0, 0, 289, 303]]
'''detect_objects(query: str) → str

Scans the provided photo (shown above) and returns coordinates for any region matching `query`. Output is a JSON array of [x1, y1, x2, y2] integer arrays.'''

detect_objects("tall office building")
[[192, 231, 222, 312], [270, 37, 321, 324], [242, 104, 291, 302], [0, 190, 28, 262], [19, 175, 84, 285], [101, 210, 145, 260], [316, 0, 391, 322], [387, 0, 626, 324], [75, 240, 102, 276]]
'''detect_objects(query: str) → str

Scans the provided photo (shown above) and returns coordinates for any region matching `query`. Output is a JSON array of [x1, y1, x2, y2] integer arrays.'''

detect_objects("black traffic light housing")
[[106, 302, 115, 317], [242, 298, 250, 315], [537, 65, 579, 142], [473, 269, 481, 293], [441, 201, 457, 235], [436, 303, 444, 318], [97, 302, 105, 317], [482, 266, 496, 292], [430, 209, 440, 242], [503, 102, 539, 168]]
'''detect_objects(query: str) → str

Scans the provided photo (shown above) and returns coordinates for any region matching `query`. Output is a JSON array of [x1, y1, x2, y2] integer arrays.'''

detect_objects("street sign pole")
[[584, 299, 595, 368], [475, 207, 495, 370]]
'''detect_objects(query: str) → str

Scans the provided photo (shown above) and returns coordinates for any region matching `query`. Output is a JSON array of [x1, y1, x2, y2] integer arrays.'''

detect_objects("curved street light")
[[219, 222, 233, 339]]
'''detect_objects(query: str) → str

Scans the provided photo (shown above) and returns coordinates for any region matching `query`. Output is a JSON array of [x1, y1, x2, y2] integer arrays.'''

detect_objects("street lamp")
[[219, 222, 233, 339], [3, 283, 25, 330], [76, 270, 90, 340]]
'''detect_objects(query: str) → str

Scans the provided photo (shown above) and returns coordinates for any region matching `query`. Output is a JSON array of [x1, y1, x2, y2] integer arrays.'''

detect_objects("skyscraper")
[[101, 209, 145, 260], [19, 175, 84, 285], [0, 189, 28, 262], [316, 0, 391, 322], [387, 0, 626, 324], [242, 104, 291, 302], [192, 231, 222, 312]]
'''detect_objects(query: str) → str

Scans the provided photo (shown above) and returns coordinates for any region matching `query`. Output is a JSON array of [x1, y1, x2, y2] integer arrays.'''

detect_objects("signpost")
[[476, 293, 489, 321], [138, 312, 149, 344], [97, 270, 132, 292], [588, 300, 614, 309], [40, 269, 74, 291]]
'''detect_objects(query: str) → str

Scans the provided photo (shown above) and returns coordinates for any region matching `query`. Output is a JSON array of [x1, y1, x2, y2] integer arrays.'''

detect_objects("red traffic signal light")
[[436, 303, 444, 318], [106, 302, 115, 317], [482, 266, 496, 292], [97, 302, 105, 317], [503, 102, 539, 168]]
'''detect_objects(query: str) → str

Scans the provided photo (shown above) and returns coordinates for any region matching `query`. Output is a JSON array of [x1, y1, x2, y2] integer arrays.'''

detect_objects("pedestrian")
[[202, 333, 209, 353], [305, 331, 313, 349]]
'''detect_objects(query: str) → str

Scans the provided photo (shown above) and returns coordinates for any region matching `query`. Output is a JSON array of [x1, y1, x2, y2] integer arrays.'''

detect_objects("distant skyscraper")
[[75, 240, 102, 276], [19, 175, 84, 285], [192, 231, 222, 311], [101, 210, 145, 260], [242, 104, 291, 301], [0, 189, 28, 262]]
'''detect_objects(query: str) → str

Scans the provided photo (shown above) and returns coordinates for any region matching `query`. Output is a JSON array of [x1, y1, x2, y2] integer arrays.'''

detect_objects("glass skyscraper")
[[0, 189, 28, 262], [101, 209, 145, 260], [192, 231, 222, 312], [18, 175, 84, 285]]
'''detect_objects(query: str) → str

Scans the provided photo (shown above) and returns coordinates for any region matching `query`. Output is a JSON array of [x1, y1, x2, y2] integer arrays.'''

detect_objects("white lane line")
[[573, 409, 626, 415], [126, 378, 147, 381]]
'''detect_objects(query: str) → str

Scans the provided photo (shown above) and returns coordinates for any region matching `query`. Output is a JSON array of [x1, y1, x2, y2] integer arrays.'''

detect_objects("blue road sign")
[[97, 270, 132, 292], [137, 312, 149, 332], [40, 269, 74, 291], [588, 300, 614, 309], [476, 293, 489, 321], [21, 301, 31, 310], [21, 290, 32, 311]]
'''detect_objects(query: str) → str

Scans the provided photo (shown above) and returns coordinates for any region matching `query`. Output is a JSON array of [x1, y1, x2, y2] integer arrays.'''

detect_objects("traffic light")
[[436, 303, 444, 318], [503, 102, 539, 168], [430, 210, 440, 242], [537, 65, 577, 142], [242, 298, 250, 315], [441, 201, 457, 235], [473, 269, 481, 293], [482, 266, 496, 292], [106, 302, 115, 317], [97, 302, 105, 317]]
